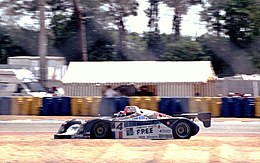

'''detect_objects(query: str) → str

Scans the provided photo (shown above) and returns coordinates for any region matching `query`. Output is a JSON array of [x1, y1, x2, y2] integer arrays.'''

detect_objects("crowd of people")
[[102, 85, 155, 97]]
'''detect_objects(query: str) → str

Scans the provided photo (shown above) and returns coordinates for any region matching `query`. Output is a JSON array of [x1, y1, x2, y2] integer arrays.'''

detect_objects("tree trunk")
[[73, 0, 88, 61], [172, 9, 181, 40], [154, 1, 159, 33], [217, 19, 220, 37], [38, 0, 47, 87], [118, 16, 126, 60]]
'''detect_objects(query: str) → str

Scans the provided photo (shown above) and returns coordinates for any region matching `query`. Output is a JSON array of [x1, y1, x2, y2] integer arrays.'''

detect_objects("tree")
[[0, 0, 38, 27], [225, 0, 259, 47], [37, 0, 47, 86], [50, 5, 118, 62], [144, 0, 161, 52], [249, 0, 260, 36], [100, 0, 139, 60], [0, 0, 95, 61], [202, 0, 260, 47], [145, 0, 161, 33], [48, 0, 97, 61], [201, 0, 229, 37], [162, 0, 187, 40], [159, 37, 209, 61], [162, 0, 203, 40], [72, 0, 87, 61], [0, 28, 29, 64]]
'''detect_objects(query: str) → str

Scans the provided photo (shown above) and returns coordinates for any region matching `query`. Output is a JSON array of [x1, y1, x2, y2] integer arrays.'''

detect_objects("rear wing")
[[172, 112, 212, 128]]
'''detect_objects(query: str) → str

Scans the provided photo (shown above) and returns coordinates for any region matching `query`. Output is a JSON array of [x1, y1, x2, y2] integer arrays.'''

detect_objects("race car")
[[54, 106, 211, 139]]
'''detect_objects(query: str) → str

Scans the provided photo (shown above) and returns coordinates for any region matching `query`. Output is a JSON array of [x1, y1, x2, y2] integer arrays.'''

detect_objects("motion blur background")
[[0, 0, 260, 117]]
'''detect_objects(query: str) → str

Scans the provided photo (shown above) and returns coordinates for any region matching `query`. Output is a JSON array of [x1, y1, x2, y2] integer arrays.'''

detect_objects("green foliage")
[[145, 0, 161, 33], [49, 10, 117, 62], [201, 1, 227, 36], [100, 0, 139, 59], [0, 28, 28, 64], [1, 0, 260, 75], [202, 0, 260, 48], [100, 0, 139, 18], [248, 38, 260, 69], [0, 0, 42, 26], [143, 32, 162, 53], [127, 32, 147, 52], [144, 0, 161, 52], [88, 38, 118, 61], [159, 37, 210, 61], [224, 0, 256, 47], [50, 14, 78, 47], [87, 28, 119, 61]]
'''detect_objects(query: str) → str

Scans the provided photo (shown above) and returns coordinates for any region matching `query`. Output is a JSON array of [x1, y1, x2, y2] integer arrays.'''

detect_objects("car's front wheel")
[[172, 120, 192, 139], [91, 121, 111, 139]]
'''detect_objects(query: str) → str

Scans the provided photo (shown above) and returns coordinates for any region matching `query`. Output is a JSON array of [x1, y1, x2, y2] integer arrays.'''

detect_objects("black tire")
[[172, 120, 192, 139], [91, 121, 111, 139]]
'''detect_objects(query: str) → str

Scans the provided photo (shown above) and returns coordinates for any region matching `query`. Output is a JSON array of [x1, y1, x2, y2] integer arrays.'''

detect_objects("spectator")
[[15, 84, 23, 93], [104, 85, 117, 97], [129, 84, 138, 96], [137, 85, 153, 96], [114, 84, 137, 96], [52, 86, 59, 96]]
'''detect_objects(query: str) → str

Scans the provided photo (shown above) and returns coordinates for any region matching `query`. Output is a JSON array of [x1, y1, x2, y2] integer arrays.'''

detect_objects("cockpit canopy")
[[114, 106, 172, 119], [123, 106, 140, 115]]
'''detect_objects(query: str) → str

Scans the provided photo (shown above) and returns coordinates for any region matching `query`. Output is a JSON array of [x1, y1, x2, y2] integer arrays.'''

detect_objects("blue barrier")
[[2, 96, 258, 117], [221, 97, 255, 117], [233, 97, 243, 117], [159, 98, 173, 115], [53, 97, 62, 115], [61, 96, 71, 116], [0, 97, 11, 115], [99, 97, 117, 116], [114, 97, 130, 112], [171, 97, 189, 114], [221, 97, 234, 117], [42, 97, 53, 116], [42, 97, 71, 116], [243, 98, 255, 117]]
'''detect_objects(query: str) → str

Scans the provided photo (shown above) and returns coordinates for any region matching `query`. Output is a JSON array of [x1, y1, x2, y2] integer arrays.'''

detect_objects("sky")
[[18, 1, 207, 37]]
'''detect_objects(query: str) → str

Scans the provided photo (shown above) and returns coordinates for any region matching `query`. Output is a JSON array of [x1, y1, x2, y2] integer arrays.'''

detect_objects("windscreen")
[[139, 109, 173, 119], [24, 82, 46, 92]]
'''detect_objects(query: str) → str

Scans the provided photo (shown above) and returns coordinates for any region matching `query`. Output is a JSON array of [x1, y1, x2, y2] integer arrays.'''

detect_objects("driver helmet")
[[123, 106, 137, 116]]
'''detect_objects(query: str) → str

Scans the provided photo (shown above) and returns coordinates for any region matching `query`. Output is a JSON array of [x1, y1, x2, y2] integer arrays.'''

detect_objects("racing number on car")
[[116, 122, 123, 130]]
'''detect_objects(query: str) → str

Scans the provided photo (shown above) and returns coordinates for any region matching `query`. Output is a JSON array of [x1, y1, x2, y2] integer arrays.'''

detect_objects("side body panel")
[[111, 119, 174, 139]]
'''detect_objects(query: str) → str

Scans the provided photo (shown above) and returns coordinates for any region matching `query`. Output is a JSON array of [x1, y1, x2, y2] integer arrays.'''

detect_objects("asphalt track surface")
[[0, 117, 260, 135], [0, 116, 260, 162]]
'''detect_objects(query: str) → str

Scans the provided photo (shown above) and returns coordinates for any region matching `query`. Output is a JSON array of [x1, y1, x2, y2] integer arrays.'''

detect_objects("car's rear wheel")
[[172, 120, 192, 139], [91, 121, 111, 139]]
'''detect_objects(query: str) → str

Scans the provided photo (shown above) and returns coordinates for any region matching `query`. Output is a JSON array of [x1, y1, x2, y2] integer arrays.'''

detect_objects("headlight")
[[66, 124, 81, 134], [58, 124, 65, 133]]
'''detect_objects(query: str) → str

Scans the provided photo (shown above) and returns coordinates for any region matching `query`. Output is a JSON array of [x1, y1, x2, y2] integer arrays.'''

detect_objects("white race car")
[[54, 106, 211, 139]]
